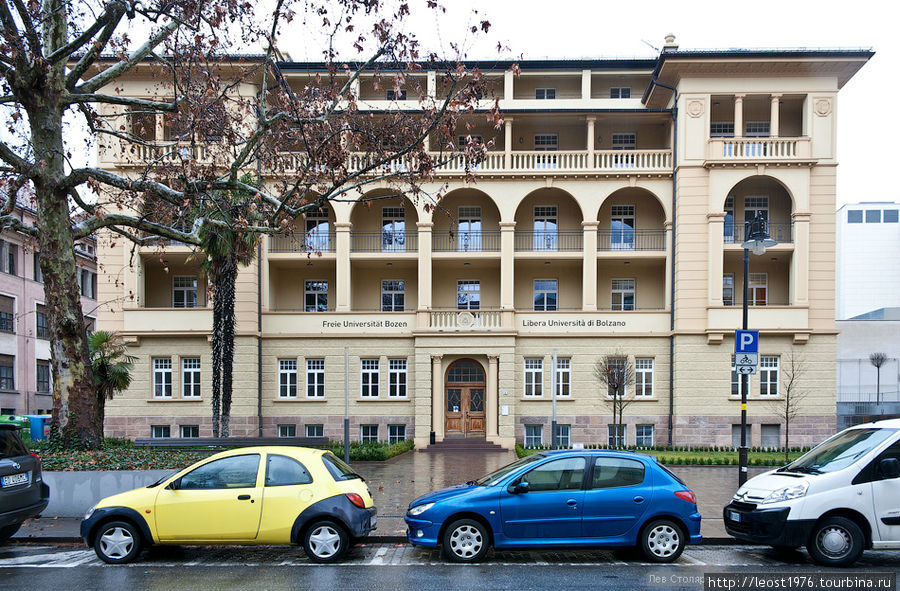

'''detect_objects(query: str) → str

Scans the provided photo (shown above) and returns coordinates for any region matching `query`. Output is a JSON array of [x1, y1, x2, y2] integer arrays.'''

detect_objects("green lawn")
[[515, 444, 805, 466]]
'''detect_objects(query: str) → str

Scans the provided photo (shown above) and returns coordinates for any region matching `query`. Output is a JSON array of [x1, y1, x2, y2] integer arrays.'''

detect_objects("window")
[[305, 358, 325, 398], [80, 269, 95, 299], [732, 424, 751, 448], [744, 121, 770, 137], [182, 358, 201, 398], [847, 209, 863, 223], [382, 207, 406, 252], [152, 358, 172, 397], [592, 457, 645, 488], [173, 276, 198, 308], [636, 424, 654, 448], [180, 425, 199, 438], [360, 424, 378, 442], [606, 357, 627, 398], [556, 424, 571, 447], [611, 133, 636, 150], [162, 110, 190, 142], [866, 209, 882, 223], [608, 424, 626, 448], [304, 280, 328, 312], [388, 424, 406, 444], [388, 358, 407, 398], [278, 359, 297, 398], [386, 89, 407, 100], [760, 356, 780, 397], [304, 208, 330, 251], [180, 454, 260, 489], [884, 210, 899, 223], [6, 242, 16, 276], [456, 280, 481, 310], [519, 457, 585, 492], [0, 355, 13, 390], [457, 206, 482, 252], [360, 359, 379, 397], [457, 135, 484, 149], [610, 204, 635, 249], [36, 304, 49, 339], [381, 280, 405, 312], [723, 274, 735, 306], [609, 87, 631, 99], [0, 407, 14, 415], [305, 424, 323, 438], [710, 122, 735, 137], [724, 196, 736, 243], [151, 425, 170, 438], [554, 357, 570, 397], [129, 107, 157, 141], [533, 279, 558, 311], [534, 88, 556, 99], [277, 424, 296, 438], [533, 134, 558, 151], [635, 358, 654, 397], [524, 424, 543, 447], [36, 360, 50, 393], [533, 205, 558, 250], [0, 295, 14, 333], [611, 278, 635, 311], [749, 273, 767, 306], [761, 424, 780, 449], [33, 253, 42, 283], [524, 358, 543, 397], [730, 355, 741, 398], [266, 454, 313, 486], [744, 196, 769, 226]]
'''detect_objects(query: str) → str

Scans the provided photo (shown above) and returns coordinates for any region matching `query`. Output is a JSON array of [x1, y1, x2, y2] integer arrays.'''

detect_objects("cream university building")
[[97, 41, 871, 449]]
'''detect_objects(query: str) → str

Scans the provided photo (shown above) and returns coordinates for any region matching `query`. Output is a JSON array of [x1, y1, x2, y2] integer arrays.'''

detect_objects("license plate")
[[1, 472, 29, 487], [729, 511, 741, 522]]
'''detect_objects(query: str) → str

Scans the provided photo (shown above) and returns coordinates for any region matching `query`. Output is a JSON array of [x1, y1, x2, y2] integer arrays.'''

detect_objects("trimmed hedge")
[[514, 443, 802, 466]]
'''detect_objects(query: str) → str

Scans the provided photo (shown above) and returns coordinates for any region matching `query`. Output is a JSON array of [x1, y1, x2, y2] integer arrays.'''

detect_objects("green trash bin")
[[0, 414, 31, 439]]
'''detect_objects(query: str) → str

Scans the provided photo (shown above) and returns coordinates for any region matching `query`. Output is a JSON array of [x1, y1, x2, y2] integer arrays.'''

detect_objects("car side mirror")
[[507, 481, 529, 494], [879, 457, 900, 479]]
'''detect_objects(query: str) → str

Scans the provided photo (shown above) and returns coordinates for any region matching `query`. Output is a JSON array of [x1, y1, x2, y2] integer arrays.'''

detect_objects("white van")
[[723, 418, 900, 567]]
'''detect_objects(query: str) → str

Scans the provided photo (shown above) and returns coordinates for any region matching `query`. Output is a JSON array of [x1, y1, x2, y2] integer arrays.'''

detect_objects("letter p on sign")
[[735, 330, 759, 354]]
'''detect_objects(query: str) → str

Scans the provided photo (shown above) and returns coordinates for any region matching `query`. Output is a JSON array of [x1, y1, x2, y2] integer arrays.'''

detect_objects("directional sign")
[[735, 352, 758, 375], [735, 330, 759, 354]]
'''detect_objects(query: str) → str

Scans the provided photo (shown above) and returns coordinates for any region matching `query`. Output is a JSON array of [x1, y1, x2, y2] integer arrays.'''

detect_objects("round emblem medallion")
[[457, 311, 474, 328], [687, 100, 704, 118], [814, 98, 832, 117]]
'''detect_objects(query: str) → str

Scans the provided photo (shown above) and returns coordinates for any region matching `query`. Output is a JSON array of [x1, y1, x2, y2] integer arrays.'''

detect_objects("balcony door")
[[457, 206, 482, 252], [610, 205, 635, 250], [444, 359, 486, 437], [382, 207, 406, 252], [534, 205, 558, 251]]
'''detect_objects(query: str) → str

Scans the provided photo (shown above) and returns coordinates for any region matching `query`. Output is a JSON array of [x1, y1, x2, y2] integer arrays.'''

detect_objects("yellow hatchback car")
[[80, 447, 376, 564]]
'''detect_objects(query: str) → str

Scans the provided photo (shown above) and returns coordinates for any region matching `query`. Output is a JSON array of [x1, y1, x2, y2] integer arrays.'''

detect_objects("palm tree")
[[88, 331, 137, 434]]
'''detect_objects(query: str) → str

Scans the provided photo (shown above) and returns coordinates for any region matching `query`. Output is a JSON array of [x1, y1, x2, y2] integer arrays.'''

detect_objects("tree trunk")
[[220, 256, 237, 437], [211, 264, 222, 437]]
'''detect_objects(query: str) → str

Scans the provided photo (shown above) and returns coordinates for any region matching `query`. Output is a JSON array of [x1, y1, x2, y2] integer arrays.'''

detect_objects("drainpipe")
[[648, 75, 677, 447]]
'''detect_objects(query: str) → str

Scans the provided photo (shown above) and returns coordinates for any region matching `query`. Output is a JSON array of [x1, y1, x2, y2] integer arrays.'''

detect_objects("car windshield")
[[322, 452, 362, 481], [0, 427, 29, 459], [146, 470, 178, 488], [783, 428, 897, 474], [473, 454, 545, 486]]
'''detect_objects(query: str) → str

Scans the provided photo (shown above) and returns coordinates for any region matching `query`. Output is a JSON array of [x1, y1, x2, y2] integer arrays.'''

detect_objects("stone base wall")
[[517, 414, 671, 448], [672, 414, 837, 448], [104, 415, 260, 439], [259, 414, 415, 441]]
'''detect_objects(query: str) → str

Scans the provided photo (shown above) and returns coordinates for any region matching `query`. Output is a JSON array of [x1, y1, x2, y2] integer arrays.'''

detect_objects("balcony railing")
[[514, 231, 583, 252], [432, 231, 501, 252], [269, 233, 336, 253], [708, 137, 811, 161], [429, 309, 504, 330], [597, 229, 666, 251], [724, 223, 793, 244], [351, 232, 418, 253]]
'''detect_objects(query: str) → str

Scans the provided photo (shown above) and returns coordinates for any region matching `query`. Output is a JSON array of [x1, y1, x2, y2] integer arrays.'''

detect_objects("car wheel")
[[807, 516, 864, 567], [640, 519, 686, 563], [93, 520, 142, 564], [0, 522, 21, 544], [303, 520, 349, 563], [442, 518, 489, 563]]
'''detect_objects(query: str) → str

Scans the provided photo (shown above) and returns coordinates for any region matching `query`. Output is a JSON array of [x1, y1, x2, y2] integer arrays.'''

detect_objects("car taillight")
[[30, 452, 40, 461], [674, 490, 696, 504], [346, 493, 366, 509]]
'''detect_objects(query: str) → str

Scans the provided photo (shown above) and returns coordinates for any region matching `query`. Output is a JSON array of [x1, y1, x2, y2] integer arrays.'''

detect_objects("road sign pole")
[[739, 247, 750, 486]]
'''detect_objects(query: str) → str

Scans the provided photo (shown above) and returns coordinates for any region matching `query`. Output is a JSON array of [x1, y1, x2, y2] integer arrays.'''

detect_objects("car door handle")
[[237, 494, 252, 500], [566, 499, 578, 507], [633, 496, 645, 503]]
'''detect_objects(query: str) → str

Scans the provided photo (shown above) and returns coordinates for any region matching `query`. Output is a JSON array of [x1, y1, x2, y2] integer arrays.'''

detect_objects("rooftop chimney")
[[663, 34, 679, 52]]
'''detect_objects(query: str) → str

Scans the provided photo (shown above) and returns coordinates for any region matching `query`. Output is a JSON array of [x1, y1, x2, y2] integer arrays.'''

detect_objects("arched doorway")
[[445, 359, 486, 437]]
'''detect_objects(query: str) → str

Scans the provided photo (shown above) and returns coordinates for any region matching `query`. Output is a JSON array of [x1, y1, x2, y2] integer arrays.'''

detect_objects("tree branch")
[[62, 93, 177, 110], [10, 0, 42, 59], [64, 2, 127, 89], [0, 138, 31, 170]]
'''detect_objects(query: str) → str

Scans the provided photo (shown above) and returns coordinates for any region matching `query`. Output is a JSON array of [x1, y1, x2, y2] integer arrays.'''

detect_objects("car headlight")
[[408, 502, 434, 516], [83, 504, 97, 521], [760, 482, 808, 504]]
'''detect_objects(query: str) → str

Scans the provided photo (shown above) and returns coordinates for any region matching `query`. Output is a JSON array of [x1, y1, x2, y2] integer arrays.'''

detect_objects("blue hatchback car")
[[405, 450, 701, 562]]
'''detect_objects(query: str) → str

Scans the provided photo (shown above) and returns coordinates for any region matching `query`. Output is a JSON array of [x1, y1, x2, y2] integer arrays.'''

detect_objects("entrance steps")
[[420, 437, 506, 452]]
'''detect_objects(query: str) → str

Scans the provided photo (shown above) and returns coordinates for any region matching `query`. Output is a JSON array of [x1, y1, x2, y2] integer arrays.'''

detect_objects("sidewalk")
[[13, 450, 757, 545]]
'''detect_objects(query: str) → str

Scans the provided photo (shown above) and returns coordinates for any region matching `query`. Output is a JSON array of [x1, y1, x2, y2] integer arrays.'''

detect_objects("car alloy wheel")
[[641, 519, 685, 563], [442, 518, 489, 563], [303, 520, 349, 563], [94, 520, 142, 564], [807, 516, 864, 567]]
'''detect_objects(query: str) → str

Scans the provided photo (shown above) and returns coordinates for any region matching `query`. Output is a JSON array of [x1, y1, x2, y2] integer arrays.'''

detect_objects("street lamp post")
[[739, 213, 777, 486]]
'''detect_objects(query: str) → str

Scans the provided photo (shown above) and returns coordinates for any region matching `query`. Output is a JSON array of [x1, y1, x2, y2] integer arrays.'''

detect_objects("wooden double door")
[[444, 359, 486, 436]]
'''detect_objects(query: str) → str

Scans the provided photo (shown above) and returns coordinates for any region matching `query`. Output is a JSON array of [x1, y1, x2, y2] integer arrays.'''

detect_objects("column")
[[734, 94, 745, 138], [581, 69, 591, 100], [770, 94, 782, 138], [503, 70, 514, 101], [500, 222, 516, 309], [582, 221, 598, 311], [431, 354, 443, 440], [664, 221, 674, 311], [504, 117, 514, 169], [707, 214, 725, 306], [586, 116, 596, 164], [426, 71, 436, 98], [335, 222, 352, 311], [417, 222, 433, 310], [790, 213, 810, 306], [487, 355, 499, 438]]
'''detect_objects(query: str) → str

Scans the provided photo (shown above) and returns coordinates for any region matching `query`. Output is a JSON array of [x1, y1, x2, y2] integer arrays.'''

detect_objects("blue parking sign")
[[735, 330, 759, 354]]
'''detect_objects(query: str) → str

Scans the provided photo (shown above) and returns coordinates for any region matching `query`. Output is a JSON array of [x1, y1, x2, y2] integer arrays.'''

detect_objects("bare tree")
[[0, 0, 502, 448], [870, 352, 888, 406], [594, 354, 635, 449], [767, 348, 808, 462]]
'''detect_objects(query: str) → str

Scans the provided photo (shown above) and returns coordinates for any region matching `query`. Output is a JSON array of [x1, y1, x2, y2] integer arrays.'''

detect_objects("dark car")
[[0, 424, 49, 543]]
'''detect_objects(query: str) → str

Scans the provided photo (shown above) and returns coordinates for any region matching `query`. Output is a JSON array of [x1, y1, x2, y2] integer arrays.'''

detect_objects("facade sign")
[[517, 313, 669, 334]]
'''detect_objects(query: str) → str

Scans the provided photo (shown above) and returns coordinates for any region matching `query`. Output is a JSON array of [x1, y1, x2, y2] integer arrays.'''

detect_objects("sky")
[[280, 0, 898, 207]]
